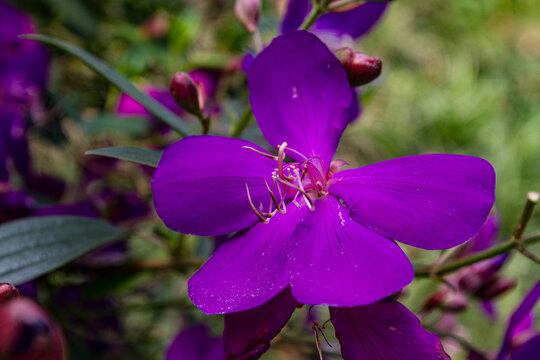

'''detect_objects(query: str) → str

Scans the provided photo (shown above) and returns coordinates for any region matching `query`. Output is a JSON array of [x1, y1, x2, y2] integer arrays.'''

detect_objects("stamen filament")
[[245, 183, 269, 223], [276, 176, 314, 210], [294, 168, 314, 211], [242, 146, 278, 160], [265, 179, 286, 214]]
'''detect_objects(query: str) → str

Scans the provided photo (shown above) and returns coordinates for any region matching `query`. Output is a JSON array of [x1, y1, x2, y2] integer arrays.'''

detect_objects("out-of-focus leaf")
[[0, 216, 125, 285], [24, 33, 190, 136], [86, 146, 161, 168], [83, 114, 150, 136]]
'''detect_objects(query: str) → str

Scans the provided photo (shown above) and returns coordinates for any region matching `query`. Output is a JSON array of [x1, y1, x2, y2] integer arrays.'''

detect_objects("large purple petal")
[[287, 195, 413, 307], [188, 203, 308, 314], [224, 287, 298, 359], [166, 325, 224, 360], [312, 2, 388, 40], [331, 300, 450, 360], [348, 88, 362, 124], [152, 136, 277, 236], [510, 334, 540, 360], [497, 280, 540, 360], [329, 154, 496, 250], [280, 0, 311, 34], [248, 31, 351, 168]]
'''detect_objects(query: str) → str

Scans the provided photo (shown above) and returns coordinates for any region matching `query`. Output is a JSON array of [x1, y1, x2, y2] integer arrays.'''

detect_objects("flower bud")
[[0, 283, 20, 304], [422, 291, 448, 312], [141, 13, 169, 38], [443, 292, 469, 312], [334, 47, 382, 87], [476, 277, 516, 300], [170, 72, 206, 116], [0, 298, 67, 360], [234, 0, 261, 33]]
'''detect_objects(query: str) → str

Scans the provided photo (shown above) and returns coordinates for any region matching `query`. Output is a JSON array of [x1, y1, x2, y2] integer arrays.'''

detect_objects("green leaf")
[[86, 146, 161, 168], [0, 216, 125, 285], [24, 33, 190, 137]]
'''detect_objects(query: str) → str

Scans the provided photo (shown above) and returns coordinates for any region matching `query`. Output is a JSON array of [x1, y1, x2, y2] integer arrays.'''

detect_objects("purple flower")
[[152, 31, 495, 314], [166, 325, 224, 360], [116, 70, 222, 124], [116, 85, 183, 121], [497, 279, 540, 360], [224, 287, 449, 360], [0, 2, 49, 183], [281, 0, 388, 49], [0, 2, 49, 90]]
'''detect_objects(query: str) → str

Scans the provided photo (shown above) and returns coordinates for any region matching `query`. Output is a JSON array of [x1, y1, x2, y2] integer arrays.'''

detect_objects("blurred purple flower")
[[116, 85, 183, 132], [0, 2, 49, 183], [224, 287, 449, 360], [152, 31, 495, 315], [281, 0, 388, 49], [423, 214, 514, 321], [496, 279, 540, 360], [0, 2, 49, 90], [116, 69, 222, 131], [167, 325, 224, 360]]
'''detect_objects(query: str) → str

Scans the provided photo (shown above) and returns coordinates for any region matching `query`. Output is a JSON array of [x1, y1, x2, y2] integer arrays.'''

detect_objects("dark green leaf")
[[0, 216, 125, 285], [24, 33, 190, 136], [86, 146, 161, 168]]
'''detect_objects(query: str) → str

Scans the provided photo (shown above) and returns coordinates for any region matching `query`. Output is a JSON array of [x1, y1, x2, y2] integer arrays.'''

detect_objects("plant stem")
[[512, 191, 540, 264], [300, 0, 333, 30], [416, 191, 540, 277], [229, 106, 254, 137], [415, 232, 540, 278]]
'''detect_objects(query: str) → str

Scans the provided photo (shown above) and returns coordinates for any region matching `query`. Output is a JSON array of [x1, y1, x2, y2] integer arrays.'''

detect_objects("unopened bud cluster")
[[334, 47, 382, 87]]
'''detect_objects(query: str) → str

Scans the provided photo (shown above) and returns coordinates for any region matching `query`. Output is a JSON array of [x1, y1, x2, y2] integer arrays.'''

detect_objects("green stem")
[[415, 232, 540, 277], [300, 0, 333, 30], [229, 106, 254, 137]]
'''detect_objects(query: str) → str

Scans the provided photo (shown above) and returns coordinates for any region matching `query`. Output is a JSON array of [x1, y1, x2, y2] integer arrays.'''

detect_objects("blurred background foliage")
[[4, 0, 540, 359]]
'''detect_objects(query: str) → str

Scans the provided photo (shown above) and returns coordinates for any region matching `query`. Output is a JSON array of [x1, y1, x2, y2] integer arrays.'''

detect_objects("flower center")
[[243, 142, 328, 223]]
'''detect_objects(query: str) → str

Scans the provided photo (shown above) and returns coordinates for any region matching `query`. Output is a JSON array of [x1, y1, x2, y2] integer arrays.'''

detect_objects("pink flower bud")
[[141, 13, 170, 39], [422, 290, 448, 312], [0, 298, 67, 360], [443, 292, 469, 312], [0, 283, 19, 304], [334, 47, 382, 87], [476, 277, 516, 300], [170, 72, 206, 116], [234, 0, 261, 33]]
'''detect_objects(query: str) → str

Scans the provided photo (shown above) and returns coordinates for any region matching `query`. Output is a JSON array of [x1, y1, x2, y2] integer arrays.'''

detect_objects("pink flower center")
[[243, 142, 331, 224]]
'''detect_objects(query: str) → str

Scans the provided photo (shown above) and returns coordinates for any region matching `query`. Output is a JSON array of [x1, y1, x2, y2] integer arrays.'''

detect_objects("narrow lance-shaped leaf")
[[23, 33, 190, 137], [86, 146, 161, 168], [0, 216, 126, 285]]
